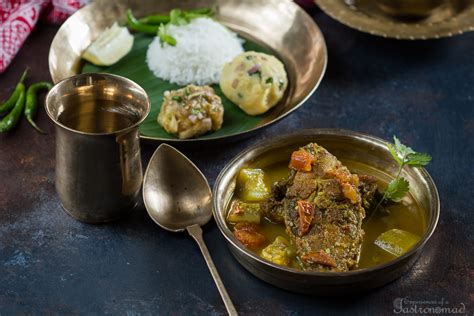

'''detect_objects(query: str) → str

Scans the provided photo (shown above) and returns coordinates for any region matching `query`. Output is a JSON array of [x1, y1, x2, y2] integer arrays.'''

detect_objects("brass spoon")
[[143, 144, 237, 315]]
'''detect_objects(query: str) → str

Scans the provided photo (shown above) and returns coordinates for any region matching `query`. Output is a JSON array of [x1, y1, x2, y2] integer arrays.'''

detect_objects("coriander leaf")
[[384, 177, 409, 202], [369, 136, 432, 222], [393, 135, 415, 159], [162, 34, 176, 46], [158, 24, 176, 46], [406, 152, 432, 167], [170, 9, 188, 26], [387, 143, 402, 165], [250, 70, 262, 78], [158, 24, 166, 37]]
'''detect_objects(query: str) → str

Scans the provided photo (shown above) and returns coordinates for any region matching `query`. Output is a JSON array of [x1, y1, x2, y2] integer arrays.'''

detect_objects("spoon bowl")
[[143, 144, 212, 232], [143, 144, 237, 315]]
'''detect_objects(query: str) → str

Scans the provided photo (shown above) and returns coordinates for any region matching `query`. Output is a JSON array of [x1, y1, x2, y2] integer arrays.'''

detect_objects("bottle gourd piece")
[[236, 168, 270, 202]]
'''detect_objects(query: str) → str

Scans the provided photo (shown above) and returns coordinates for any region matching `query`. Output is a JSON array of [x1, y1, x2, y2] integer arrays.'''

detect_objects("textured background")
[[0, 9, 472, 316]]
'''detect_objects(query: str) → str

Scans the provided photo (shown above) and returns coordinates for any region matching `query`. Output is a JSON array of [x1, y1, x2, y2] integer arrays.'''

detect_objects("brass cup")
[[45, 73, 150, 223], [376, 0, 445, 18]]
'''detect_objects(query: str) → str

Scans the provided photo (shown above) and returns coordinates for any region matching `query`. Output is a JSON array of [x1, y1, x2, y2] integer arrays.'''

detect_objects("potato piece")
[[236, 168, 270, 202], [220, 51, 288, 115], [226, 200, 262, 224], [374, 229, 420, 257], [261, 236, 292, 266]]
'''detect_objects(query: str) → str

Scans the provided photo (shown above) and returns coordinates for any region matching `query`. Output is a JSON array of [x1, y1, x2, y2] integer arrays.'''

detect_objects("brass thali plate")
[[317, 0, 474, 40], [49, 0, 327, 143]]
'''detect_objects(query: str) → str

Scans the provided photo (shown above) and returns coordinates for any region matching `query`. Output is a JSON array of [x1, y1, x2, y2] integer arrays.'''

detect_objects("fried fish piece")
[[263, 143, 369, 272]]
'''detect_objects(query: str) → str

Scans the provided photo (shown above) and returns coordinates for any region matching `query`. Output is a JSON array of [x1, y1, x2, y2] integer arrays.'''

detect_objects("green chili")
[[189, 8, 214, 15], [0, 69, 28, 114], [24, 82, 53, 134], [138, 14, 170, 25], [137, 8, 213, 25], [0, 85, 25, 133], [126, 9, 159, 35]]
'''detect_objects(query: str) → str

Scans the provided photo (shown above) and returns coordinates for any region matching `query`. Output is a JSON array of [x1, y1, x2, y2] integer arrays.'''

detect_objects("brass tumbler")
[[45, 73, 150, 223]]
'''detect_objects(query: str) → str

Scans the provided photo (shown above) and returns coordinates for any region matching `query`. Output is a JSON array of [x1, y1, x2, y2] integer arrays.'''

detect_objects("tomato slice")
[[297, 200, 315, 236], [289, 149, 314, 172], [233, 223, 266, 249], [301, 250, 337, 268]]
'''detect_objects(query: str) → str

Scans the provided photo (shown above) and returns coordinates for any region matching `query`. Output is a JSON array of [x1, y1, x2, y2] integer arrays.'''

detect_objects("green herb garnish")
[[127, 8, 213, 45], [191, 107, 205, 115], [266, 77, 273, 84], [172, 96, 183, 102], [169, 9, 188, 26], [158, 8, 213, 46], [158, 24, 176, 47], [251, 70, 262, 78], [375, 136, 432, 209]]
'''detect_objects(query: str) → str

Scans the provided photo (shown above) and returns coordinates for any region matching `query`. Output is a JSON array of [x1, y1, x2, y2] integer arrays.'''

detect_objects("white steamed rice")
[[146, 18, 244, 85]]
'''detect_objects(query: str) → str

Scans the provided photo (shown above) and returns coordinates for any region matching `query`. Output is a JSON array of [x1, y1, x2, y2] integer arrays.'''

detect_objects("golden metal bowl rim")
[[317, 0, 474, 40], [48, 0, 328, 143], [212, 128, 440, 277]]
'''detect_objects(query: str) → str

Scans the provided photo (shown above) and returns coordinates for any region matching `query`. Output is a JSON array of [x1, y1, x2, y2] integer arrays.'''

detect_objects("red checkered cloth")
[[0, 0, 89, 73]]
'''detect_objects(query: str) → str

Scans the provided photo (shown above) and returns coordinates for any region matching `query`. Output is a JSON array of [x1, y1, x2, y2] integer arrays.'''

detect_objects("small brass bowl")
[[376, 0, 445, 18], [212, 129, 439, 294]]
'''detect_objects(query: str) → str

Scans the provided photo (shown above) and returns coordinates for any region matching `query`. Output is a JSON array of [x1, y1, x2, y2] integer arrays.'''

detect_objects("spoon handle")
[[187, 224, 238, 316]]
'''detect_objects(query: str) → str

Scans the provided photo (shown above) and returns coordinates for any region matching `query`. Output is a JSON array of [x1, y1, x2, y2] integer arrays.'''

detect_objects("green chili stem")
[[367, 154, 406, 223], [0, 68, 29, 114], [18, 68, 29, 83]]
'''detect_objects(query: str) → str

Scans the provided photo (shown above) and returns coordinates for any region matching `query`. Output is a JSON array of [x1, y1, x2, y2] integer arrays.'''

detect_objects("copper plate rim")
[[212, 128, 440, 277], [317, 0, 474, 40]]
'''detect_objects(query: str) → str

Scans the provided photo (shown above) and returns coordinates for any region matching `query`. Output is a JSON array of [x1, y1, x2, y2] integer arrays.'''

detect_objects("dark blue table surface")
[[1, 8, 473, 316]]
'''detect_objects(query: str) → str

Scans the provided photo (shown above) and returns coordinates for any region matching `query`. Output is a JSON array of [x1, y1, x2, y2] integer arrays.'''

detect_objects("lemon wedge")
[[82, 22, 134, 66]]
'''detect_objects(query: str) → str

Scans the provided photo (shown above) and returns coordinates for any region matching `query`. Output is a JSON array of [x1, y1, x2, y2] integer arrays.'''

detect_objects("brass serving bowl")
[[317, 0, 474, 40], [49, 0, 327, 142], [213, 129, 439, 294]]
